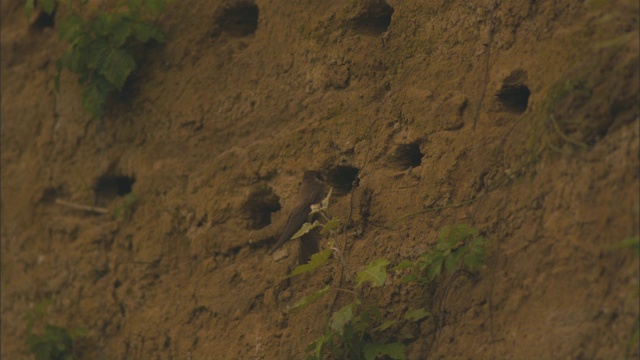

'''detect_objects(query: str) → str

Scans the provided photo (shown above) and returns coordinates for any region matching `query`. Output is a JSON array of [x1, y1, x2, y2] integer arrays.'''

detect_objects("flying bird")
[[269, 171, 326, 262]]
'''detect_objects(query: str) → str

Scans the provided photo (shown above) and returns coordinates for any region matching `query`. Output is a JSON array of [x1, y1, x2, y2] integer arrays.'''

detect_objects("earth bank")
[[1, 0, 639, 359]]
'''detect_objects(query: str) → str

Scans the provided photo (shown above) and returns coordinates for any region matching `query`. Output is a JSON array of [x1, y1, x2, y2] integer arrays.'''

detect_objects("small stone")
[[279, 290, 292, 301], [201, 257, 218, 272]]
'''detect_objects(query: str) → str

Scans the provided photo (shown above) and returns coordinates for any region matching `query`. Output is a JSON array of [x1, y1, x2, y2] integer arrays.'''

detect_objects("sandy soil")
[[1, 0, 639, 359]]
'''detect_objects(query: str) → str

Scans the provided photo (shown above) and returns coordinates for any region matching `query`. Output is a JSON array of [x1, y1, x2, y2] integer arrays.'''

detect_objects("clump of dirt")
[[1, 0, 638, 359]]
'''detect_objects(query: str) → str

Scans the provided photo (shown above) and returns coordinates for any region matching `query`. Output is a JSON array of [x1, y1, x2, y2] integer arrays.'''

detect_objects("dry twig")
[[55, 199, 107, 214]]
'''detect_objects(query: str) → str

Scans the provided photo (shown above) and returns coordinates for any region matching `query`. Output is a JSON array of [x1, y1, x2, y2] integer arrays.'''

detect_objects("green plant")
[[611, 234, 640, 359], [285, 192, 427, 360], [292, 256, 425, 360], [25, 0, 169, 118], [25, 300, 86, 360], [112, 193, 137, 220], [395, 224, 486, 284], [304, 299, 415, 360], [24, 0, 56, 17], [286, 190, 487, 359], [611, 236, 640, 256]]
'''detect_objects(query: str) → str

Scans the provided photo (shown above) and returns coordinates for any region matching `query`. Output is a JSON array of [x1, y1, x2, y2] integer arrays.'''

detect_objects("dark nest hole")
[[497, 85, 531, 114], [39, 186, 62, 203], [390, 142, 423, 169], [348, 0, 394, 36], [325, 165, 360, 196], [496, 69, 531, 114], [30, 8, 56, 31], [213, 1, 259, 37], [94, 175, 136, 207], [242, 185, 281, 230]]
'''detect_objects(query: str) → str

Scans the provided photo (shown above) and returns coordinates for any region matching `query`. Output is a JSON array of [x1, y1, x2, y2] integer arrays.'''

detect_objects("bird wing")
[[268, 201, 312, 254]]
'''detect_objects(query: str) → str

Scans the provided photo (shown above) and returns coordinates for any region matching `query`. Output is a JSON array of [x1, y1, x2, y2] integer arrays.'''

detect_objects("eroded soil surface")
[[2, 0, 639, 359]]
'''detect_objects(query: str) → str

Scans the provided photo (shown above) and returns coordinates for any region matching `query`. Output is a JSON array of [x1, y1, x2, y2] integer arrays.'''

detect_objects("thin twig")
[[489, 263, 497, 359], [549, 114, 588, 149], [56, 199, 108, 214], [331, 244, 352, 281]]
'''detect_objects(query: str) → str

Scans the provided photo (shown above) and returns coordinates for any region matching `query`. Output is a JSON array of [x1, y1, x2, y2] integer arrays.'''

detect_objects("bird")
[[268, 171, 326, 262]]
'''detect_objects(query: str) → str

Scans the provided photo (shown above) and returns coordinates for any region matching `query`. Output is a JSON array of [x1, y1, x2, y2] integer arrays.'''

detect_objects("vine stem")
[[473, 0, 499, 131], [331, 243, 351, 281]]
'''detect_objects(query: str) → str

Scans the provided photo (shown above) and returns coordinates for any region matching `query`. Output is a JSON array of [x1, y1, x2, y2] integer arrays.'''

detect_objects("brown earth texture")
[[1, 0, 639, 359]]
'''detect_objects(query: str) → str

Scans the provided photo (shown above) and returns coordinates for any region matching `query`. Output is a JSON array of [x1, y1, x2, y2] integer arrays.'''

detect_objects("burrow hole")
[[30, 8, 56, 31], [213, 1, 259, 37], [390, 142, 423, 169], [325, 165, 360, 196], [39, 186, 63, 203], [496, 69, 531, 114], [242, 185, 281, 230], [94, 174, 136, 207], [348, 0, 394, 36]]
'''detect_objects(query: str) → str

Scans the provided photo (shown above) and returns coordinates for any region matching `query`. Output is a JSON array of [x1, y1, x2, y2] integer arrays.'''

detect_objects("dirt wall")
[[1, 0, 639, 359]]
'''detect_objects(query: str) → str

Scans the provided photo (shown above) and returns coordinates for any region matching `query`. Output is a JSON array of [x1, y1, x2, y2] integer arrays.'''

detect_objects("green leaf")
[[404, 307, 430, 321], [610, 236, 640, 256], [60, 48, 81, 74], [436, 233, 455, 251], [100, 48, 136, 90], [28, 340, 53, 360], [81, 81, 108, 118], [417, 252, 435, 271], [81, 86, 104, 117], [399, 329, 415, 340], [463, 237, 485, 270], [427, 253, 444, 280], [109, 17, 133, 47], [151, 27, 166, 43], [132, 22, 165, 42], [59, 14, 84, 42], [355, 258, 390, 287], [84, 38, 110, 69], [363, 342, 406, 360], [341, 323, 357, 343], [25, 300, 50, 335], [356, 305, 379, 332], [306, 333, 329, 359], [288, 285, 330, 313], [438, 224, 475, 250], [70, 327, 87, 340], [330, 303, 355, 335], [373, 319, 396, 332], [90, 13, 111, 37], [320, 217, 340, 235], [393, 260, 415, 271], [27, 324, 76, 360], [444, 252, 458, 273], [288, 247, 331, 277], [291, 220, 322, 240], [48, 0, 171, 119], [145, 0, 170, 14], [126, 0, 139, 13], [41, 0, 55, 14], [24, 0, 35, 19], [400, 274, 418, 283], [113, 194, 137, 220], [44, 324, 73, 344]]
